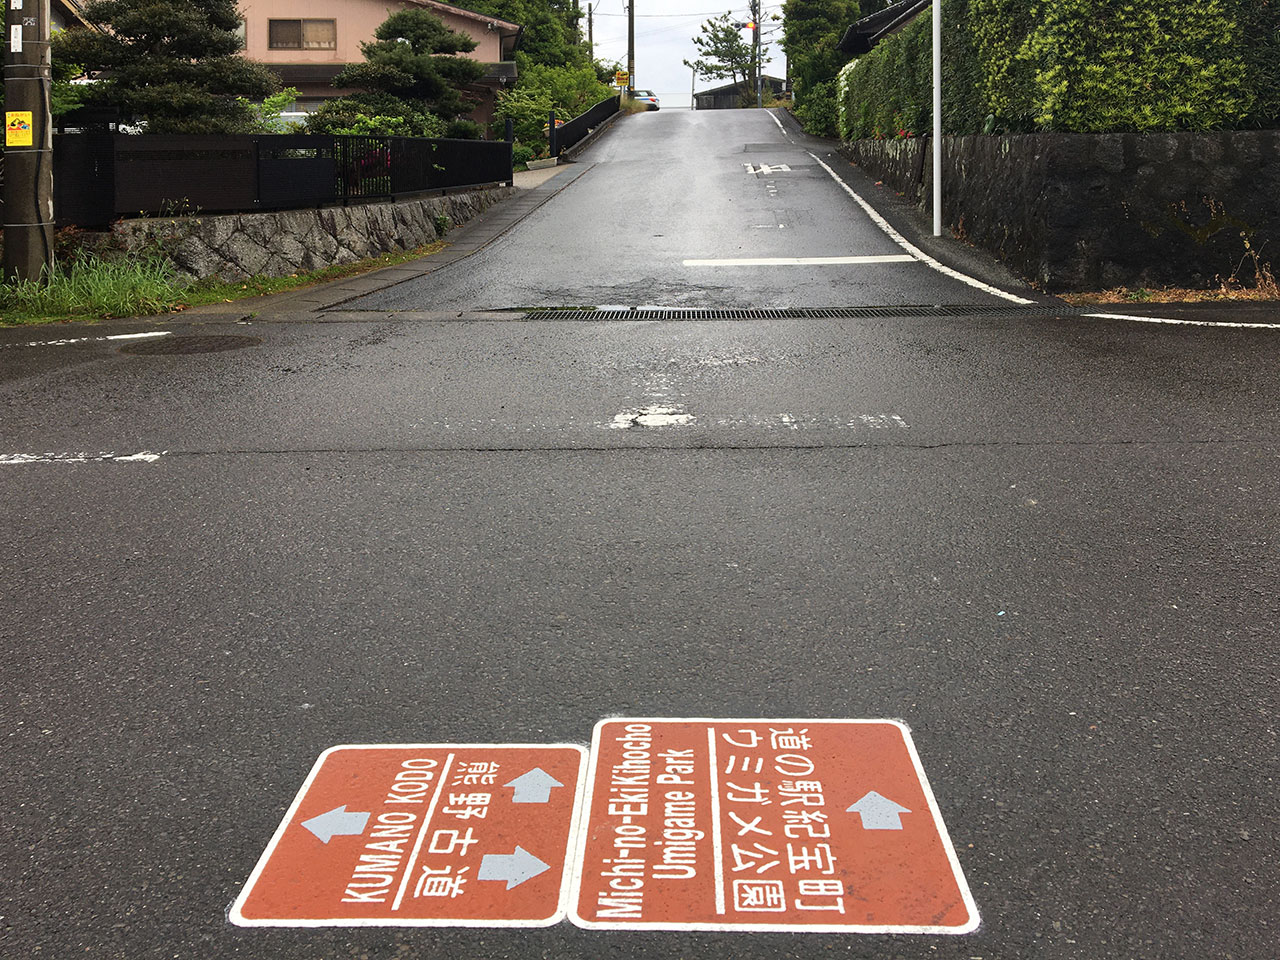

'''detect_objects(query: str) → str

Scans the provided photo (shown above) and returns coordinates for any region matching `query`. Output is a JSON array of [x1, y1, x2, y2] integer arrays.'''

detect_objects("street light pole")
[[3, 0, 54, 283], [932, 0, 942, 237]]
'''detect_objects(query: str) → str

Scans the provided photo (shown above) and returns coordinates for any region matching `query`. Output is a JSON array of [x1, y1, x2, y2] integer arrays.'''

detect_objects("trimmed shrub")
[[794, 80, 841, 136], [1023, 0, 1251, 131], [839, 0, 1256, 137]]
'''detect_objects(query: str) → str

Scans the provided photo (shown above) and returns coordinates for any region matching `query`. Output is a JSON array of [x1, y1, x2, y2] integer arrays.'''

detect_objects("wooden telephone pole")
[[752, 0, 762, 108], [626, 1, 634, 95], [3, 0, 54, 283]]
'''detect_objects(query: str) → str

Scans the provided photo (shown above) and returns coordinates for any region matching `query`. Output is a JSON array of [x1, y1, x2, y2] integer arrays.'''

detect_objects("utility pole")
[[752, 0, 762, 108], [626, 1, 634, 96], [587, 3, 593, 61], [3, 0, 54, 283], [932, 0, 942, 236]]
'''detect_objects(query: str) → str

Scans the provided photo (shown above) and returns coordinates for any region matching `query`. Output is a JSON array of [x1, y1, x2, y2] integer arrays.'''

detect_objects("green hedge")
[[838, 0, 1273, 139]]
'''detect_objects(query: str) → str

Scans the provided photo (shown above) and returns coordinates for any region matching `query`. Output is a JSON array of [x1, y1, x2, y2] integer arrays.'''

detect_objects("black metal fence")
[[553, 96, 620, 157], [9, 133, 513, 229]]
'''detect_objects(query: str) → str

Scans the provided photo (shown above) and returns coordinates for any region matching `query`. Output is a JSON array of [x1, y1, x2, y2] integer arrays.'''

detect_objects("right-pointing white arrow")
[[478, 846, 551, 889], [846, 791, 912, 830]]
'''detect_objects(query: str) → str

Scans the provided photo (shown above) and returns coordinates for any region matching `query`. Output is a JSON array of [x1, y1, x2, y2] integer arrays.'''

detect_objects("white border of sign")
[[229, 742, 589, 928], [567, 718, 981, 934]]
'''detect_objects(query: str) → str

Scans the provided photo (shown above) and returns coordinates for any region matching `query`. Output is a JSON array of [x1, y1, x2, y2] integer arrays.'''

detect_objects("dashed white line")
[[807, 152, 1036, 305]]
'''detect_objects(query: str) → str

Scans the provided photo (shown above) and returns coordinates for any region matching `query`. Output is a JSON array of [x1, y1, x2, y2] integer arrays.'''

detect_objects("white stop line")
[[684, 255, 917, 267], [0, 451, 166, 465]]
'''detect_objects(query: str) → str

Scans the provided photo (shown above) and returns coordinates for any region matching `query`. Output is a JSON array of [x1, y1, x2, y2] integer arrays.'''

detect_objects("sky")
[[585, 1, 787, 109]]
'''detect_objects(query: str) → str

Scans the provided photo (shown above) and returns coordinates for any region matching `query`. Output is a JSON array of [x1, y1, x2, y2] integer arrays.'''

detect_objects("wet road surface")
[[1, 109, 1277, 960]]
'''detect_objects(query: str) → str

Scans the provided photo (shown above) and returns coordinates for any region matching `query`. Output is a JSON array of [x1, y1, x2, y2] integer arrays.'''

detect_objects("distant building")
[[237, 0, 522, 129], [693, 76, 787, 111]]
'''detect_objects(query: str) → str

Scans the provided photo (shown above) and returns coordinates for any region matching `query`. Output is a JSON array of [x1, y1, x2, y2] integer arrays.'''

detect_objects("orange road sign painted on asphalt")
[[569, 719, 979, 933], [231, 743, 587, 927]]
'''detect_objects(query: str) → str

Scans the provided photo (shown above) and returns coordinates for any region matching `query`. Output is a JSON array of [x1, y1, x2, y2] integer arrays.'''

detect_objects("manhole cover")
[[120, 335, 262, 355]]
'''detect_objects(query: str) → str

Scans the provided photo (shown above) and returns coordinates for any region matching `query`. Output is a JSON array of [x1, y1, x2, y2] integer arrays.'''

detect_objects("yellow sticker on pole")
[[6, 111, 33, 147]]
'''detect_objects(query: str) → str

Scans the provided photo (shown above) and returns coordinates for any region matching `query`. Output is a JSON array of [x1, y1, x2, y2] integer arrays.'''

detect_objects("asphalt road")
[[1, 109, 1277, 960], [347, 108, 1035, 311]]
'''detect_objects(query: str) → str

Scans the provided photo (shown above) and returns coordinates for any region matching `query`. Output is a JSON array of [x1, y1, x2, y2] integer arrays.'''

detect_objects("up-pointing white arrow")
[[504, 767, 563, 803], [846, 791, 912, 830]]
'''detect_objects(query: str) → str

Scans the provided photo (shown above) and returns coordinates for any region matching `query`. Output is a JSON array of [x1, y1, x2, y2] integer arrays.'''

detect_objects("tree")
[[685, 14, 758, 105], [468, 0, 607, 136], [306, 8, 486, 137], [463, 0, 592, 71], [782, 0, 858, 96], [518, 62, 612, 116], [52, 0, 276, 133], [782, 0, 859, 133]]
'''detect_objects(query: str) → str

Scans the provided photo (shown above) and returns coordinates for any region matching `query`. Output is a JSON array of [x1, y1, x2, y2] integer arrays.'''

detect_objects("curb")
[[561, 110, 622, 162], [179, 166, 597, 319]]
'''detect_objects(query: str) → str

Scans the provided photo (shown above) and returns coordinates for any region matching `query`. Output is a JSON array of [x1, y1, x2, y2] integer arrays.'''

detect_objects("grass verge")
[[0, 241, 448, 326], [1060, 284, 1280, 306], [1, 256, 185, 325]]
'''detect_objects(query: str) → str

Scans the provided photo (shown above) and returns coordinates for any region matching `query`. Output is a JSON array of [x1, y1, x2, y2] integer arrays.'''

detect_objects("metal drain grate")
[[512, 305, 1081, 322], [119, 335, 263, 355]]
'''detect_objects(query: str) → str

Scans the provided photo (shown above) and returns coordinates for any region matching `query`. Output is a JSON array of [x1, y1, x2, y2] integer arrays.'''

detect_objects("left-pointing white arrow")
[[302, 805, 371, 843]]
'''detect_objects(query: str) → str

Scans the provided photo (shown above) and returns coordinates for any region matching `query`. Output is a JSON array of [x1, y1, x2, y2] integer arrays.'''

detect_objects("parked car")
[[631, 90, 660, 111]]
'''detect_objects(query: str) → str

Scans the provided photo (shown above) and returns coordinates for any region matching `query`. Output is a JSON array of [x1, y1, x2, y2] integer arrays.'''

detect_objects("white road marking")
[[1084, 312, 1280, 330], [685, 255, 916, 267], [766, 110, 788, 135], [0, 450, 166, 465], [706, 727, 727, 916], [5, 331, 172, 349], [807, 152, 1036, 305], [596, 413, 911, 431], [744, 163, 791, 175], [608, 405, 695, 429]]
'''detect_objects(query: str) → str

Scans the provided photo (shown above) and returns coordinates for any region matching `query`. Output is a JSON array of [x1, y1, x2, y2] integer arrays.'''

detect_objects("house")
[[693, 76, 787, 111], [237, 0, 522, 129], [836, 0, 929, 55], [51, 0, 94, 31]]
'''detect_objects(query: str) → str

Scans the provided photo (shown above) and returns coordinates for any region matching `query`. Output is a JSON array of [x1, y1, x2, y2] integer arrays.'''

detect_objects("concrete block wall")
[[106, 187, 514, 283]]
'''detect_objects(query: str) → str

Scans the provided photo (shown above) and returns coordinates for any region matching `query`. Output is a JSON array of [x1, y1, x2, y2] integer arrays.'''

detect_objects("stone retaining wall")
[[840, 132, 1280, 291], [106, 187, 514, 282]]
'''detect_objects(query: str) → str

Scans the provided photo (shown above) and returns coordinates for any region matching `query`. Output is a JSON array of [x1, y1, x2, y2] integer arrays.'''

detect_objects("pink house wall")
[[238, 0, 511, 66]]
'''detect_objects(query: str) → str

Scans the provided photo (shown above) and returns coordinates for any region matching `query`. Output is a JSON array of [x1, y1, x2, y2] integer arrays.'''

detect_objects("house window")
[[269, 19, 336, 50]]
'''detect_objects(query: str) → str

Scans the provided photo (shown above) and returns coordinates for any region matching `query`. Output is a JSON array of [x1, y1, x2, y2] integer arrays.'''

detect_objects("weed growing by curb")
[[1, 256, 186, 324]]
